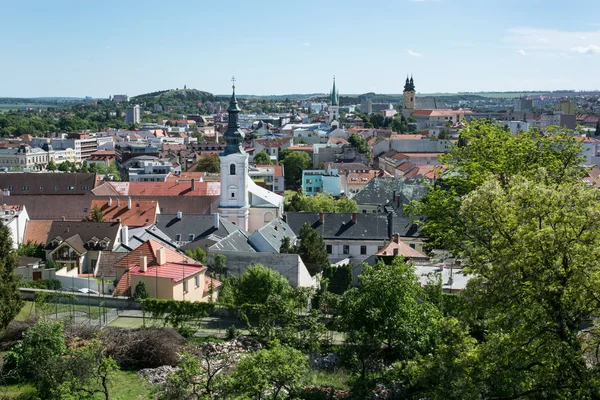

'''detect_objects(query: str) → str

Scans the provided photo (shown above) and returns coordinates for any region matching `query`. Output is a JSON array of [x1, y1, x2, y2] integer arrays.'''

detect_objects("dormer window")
[[230, 164, 236, 175]]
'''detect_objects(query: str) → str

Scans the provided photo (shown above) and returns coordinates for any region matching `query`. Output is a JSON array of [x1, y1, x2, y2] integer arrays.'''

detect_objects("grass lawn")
[[108, 316, 249, 337], [307, 369, 350, 390], [0, 370, 158, 400], [16, 301, 107, 322], [15, 302, 35, 321]]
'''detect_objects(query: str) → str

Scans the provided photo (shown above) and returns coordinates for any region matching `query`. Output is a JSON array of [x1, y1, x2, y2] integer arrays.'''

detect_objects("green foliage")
[[16, 241, 45, 259], [47, 159, 57, 171], [196, 154, 220, 173], [279, 236, 295, 254], [297, 223, 330, 276], [322, 264, 352, 295], [89, 204, 104, 222], [286, 191, 358, 213], [389, 115, 410, 133], [133, 281, 150, 301], [348, 133, 369, 155], [185, 247, 207, 264], [20, 279, 62, 290], [407, 120, 584, 251], [280, 151, 312, 188], [226, 343, 310, 399], [229, 264, 292, 306], [141, 298, 214, 331], [254, 150, 273, 165], [0, 224, 24, 331], [211, 253, 227, 279]]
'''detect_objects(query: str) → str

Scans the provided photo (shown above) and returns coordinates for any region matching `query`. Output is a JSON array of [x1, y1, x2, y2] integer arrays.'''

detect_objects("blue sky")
[[1, 0, 599, 97]]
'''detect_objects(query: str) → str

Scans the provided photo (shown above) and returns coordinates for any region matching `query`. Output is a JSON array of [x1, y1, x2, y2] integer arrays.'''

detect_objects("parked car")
[[77, 288, 99, 294]]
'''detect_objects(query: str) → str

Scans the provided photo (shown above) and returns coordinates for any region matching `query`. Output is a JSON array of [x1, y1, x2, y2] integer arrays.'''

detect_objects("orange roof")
[[92, 181, 221, 197], [116, 240, 197, 269], [396, 162, 416, 172], [411, 109, 470, 117], [390, 134, 424, 140], [376, 239, 428, 259], [90, 150, 116, 156], [24, 220, 53, 245], [288, 145, 313, 151], [330, 137, 349, 145], [90, 199, 159, 227], [165, 172, 206, 183]]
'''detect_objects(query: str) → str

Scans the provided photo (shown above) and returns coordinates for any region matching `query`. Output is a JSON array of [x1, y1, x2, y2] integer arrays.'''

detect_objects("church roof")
[[248, 180, 283, 208], [223, 80, 245, 156]]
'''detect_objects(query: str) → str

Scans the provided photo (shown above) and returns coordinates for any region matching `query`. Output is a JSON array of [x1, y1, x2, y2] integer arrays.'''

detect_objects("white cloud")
[[517, 49, 527, 56], [571, 44, 600, 54], [505, 27, 600, 56], [303, 42, 310, 46], [407, 49, 422, 57]]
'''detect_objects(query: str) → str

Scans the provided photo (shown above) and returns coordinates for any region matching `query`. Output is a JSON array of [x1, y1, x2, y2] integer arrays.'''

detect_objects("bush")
[[226, 325, 239, 340], [20, 279, 62, 290], [101, 327, 185, 369], [0, 317, 38, 350]]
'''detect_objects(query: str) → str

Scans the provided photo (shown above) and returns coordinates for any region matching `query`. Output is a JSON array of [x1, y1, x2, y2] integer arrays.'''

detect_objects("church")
[[218, 80, 284, 233]]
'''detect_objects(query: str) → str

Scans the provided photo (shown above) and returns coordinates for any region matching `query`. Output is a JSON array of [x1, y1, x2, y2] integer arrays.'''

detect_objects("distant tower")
[[403, 75, 416, 114], [218, 77, 250, 231], [328, 76, 340, 129], [125, 104, 141, 124]]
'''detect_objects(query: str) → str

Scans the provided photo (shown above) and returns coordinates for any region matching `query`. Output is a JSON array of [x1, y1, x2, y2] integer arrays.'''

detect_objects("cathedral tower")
[[403, 75, 416, 114], [328, 76, 340, 129], [219, 77, 250, 230]]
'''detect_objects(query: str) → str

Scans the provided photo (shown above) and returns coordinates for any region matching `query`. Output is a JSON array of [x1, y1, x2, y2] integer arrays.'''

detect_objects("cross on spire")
[[231, 76, 236, 89]]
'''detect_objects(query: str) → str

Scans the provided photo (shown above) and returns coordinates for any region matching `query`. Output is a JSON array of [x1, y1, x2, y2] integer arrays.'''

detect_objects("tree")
[[253, 150, 272, 165], [185, 247, 207, 264], [47, 159, 57, 171], [390, 116, 409, 134], [0, 225, 23, 331], [348, 133, 370, 155], [279, 236, 295, 254], [211, 254, 227, 279], [106, 161, 121, 181], [229, 264, 292, 306], [80, 163, 90, 173], [596, 119, 600, 136], [407, 120, 583, 251], [196, 154, 220, 173], [226, 343, 309, 399], [133, 281, 151, 301], [58, 160, 71, 172], [285, 192, 358, 213], [90, 204, 104, 222], [16, 241, 45, 259], [280, 151, 311, 189], [297, 223, 329, 276], [322, 263, 352, 295]]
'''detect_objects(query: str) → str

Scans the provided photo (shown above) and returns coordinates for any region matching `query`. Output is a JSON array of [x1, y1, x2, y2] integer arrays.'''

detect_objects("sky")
[[1, 0, 600, 97]]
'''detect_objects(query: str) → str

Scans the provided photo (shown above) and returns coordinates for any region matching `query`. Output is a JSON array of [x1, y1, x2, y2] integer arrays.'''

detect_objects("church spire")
[[223, 77, 245, 155], [330, 76, 339, 106]]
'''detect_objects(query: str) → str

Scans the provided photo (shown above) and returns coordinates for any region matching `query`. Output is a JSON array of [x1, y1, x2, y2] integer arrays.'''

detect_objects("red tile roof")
[[129, 261, 205, 282], [255, 165, 284, 177], [255, 138, 291, 147], [116, 240, 196, 268], [92, 181, 221, 197], [24, 220, 53, 245], [165, 172, 206, 183], [390, 134, 425, 140], [376, 240, 428, 259], [90, 199, 159, 227]]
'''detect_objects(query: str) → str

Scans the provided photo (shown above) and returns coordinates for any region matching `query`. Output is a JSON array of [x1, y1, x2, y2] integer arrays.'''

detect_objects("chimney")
[[274, 225, 278, 231], [393, 248, 399, 256], [319, 212, 325, 224], [392, 233, 399, 244], [127, 197, 132, 210], [177, 211, 182, 219], [214, 213, 220, 229], [2, 189, 9, 197], [121, 225, 129, 247], [61, 216, 66, 221], [351, 213, 357, 224], [191, 179, 196, 190], [156, 247, 166, 266], [140, 255, 147, 272], [117, 199, 120, 208], [108, 197, 113, 206]]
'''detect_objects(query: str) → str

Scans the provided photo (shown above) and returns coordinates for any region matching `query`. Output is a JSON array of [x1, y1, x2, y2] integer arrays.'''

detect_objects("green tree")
[[229, 264, 292, 306], [106, 161, 121, 181], [185, 247, 207, 264], [280, 151, 311, 189], [211, 253, 227, 279], [334, 195, 359, 212], [133, 281, 151, 301], [80, 163, 90, 173], [407, 120, 583, 251], [285, 192, 358, 213], [279, 236, 295, 254], [323, 263, 352, 295], [253, 150, 272, 165], [58, 160, 71, 172], [226, 343, 309, 399], [596, 119, 600, 136], [196, 154, 220, 173], [47, 159, 57, 171], [90, 204, 104, 222], [16, 240, 45, 259], [0, 225, 24, 331], [348, 133, 370, 155], [297, 223, 329, 276]]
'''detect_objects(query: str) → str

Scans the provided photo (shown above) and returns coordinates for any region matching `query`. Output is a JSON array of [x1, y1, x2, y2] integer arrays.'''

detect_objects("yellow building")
[[557, 100, 575, 115]]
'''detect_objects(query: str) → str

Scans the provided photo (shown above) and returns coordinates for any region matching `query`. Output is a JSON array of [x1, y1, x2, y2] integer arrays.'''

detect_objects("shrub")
[[20, 279, 62, 290]]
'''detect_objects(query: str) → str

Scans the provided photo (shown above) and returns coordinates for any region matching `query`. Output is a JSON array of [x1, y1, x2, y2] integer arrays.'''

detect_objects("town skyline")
[[2, 0, 600, 97]]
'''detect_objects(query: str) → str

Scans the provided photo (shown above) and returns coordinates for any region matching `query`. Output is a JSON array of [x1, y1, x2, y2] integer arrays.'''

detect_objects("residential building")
[[513, 98, 533, 113], [113, 240, 217, 302], [498, 120, 530, 133], [557, 100, 575, 115], [153, 213, 238, 251], [247, 219, 297, 252], [112, 94, 128, 103], [352, 177, 429, 215], [0, 205, 29, 248], [360, 99, 373, 114], [126, 104, 141, 124], [15, 256, 54, 282], [44, 221, 121, 275], [122, 156, 176, 182], [0, 173, 98, 196], [538, 113, 577, 132], [249, 164, 285, 195], [388, 134, 452, 153], [252, 137, 291, 162], [302, 169, 342, 196], [0, 145, 49, 170], [89, 198, 160, 227], [411, 109, 470, 130]]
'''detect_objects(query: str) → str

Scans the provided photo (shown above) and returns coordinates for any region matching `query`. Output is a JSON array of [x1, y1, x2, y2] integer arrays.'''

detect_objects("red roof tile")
[[90, 199, 159, 227], [24, 220, 53, 245]]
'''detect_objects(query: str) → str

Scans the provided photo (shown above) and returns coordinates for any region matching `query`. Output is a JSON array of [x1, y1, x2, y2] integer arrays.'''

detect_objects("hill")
[[132, 88, 218, 107]]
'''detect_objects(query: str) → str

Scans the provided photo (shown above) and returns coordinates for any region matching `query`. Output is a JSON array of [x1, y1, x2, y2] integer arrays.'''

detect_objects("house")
[[352, 177, 429, 214], [247, 219, 297, 252], [15, 256, 56, 282], [113, 240, 218, 302], [252, 137, 291, 162], [411, 109, 471, 130], [44, 221, 121, 275], [0, 204, 29, 248], [301, 169, 342, 196], [248, 164, 285, 195], [0, 173, 99, 196], [153, 213, 239, 251], [86, 150, 117, 167], [89, 198, 160, 227]]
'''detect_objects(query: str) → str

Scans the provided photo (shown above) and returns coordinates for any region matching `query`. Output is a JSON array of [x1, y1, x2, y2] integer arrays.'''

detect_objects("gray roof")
[[248, 219, 296, 252], [209, 230, 256, 253], [352, 177, 429, 207], [154, 214, 238, 244], [285, 212, 391, 241], [0, 173, 98, 196], [119, 225, 179, 252], [45, 221, 120, 252], [18, 256, 42, 266]]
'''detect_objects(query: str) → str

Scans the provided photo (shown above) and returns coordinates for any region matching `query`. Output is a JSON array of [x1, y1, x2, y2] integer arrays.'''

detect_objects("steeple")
[[330, 76, 339, 106], [404, 75, 411, 92], [223, 77, 245, 155], [404, 75, 415, 92], [409, 75, 415, 91]]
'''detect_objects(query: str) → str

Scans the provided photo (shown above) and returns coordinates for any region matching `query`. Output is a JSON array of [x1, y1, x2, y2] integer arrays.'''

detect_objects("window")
[[188, 234, 194, 241], [194, 275, 200, 288], [326, 245, 332, 254], [409, 243, 416, 249], [231, 192, 235, 198], [343, 245, 349, 255], [84, 208, 88, 212], [39, 186, 43, 191], [82, 185, 89, 190], [230, 164, 236, 175], [306, 187, 312, 192], [67, 186, 75, 190], [22, 186, 30, 190], [183, 279, 188, 293], [7, 186, 14, 191], [175, 234, 182, 241], [360, 245, 367, 255]]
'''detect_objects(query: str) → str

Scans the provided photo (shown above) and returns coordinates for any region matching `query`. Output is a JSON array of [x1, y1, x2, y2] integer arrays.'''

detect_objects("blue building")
[[302, 169, 342, 196]]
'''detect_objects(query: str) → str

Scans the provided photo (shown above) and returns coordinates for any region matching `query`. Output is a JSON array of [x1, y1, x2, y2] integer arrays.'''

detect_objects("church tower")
[[219, 78, 250, 230], [403, 75, 416, 117], [328, 76, 340, 129]]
